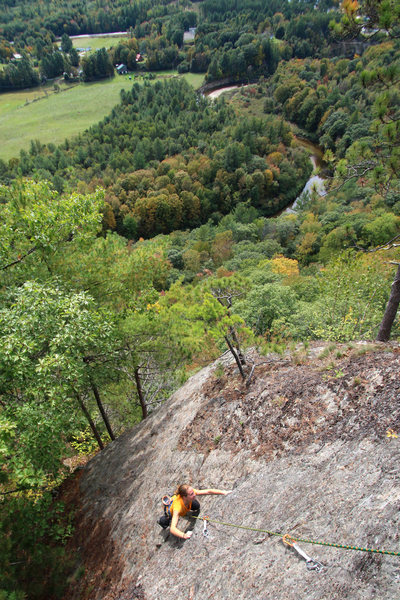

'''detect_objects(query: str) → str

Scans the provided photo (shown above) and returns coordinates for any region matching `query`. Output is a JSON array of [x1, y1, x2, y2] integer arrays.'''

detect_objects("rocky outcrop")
[[64, 342, 400, 600]]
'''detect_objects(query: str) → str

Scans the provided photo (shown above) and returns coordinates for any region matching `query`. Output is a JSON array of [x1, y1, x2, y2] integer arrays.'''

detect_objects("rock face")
[[64, 342, 400, 600]]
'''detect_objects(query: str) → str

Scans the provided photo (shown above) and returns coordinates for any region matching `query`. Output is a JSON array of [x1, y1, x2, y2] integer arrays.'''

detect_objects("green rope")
[[193, 515, 400, 557]]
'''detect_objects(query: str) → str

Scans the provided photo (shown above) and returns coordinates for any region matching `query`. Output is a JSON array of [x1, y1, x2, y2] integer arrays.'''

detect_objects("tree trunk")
[[376, 264, 400, 342], [224, 335, 245, 379], [214, 295, 246, 367], [228, 325, 246, 365], [76, 393, 104, 450], [90, 380, 115, 441], [134, 367, 148, 419]]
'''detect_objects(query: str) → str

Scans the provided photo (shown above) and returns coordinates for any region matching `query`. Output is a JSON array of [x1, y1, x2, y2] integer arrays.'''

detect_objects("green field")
[[72, 35, 128, 52], [0, 72, 204, 161]]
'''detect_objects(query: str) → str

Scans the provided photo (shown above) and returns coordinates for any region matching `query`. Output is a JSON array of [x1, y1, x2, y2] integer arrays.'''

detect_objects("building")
[[116, 63, 128, 74]]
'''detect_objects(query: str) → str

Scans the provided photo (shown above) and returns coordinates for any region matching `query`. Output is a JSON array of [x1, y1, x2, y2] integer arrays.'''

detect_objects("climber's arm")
[[196, 488, 232, 496], [170, 510, 192, 539]]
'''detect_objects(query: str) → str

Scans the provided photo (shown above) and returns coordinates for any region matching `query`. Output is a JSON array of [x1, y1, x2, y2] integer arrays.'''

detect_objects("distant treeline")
[[0, 0, 350, 92]]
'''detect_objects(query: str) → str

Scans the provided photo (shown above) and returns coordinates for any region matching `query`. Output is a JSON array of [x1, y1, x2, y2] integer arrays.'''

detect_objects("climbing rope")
[[192, 515, 400, 557]]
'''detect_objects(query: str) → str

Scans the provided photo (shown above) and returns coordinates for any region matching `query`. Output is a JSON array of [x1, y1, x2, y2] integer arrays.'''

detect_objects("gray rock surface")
[[65, 342, 400, 600]]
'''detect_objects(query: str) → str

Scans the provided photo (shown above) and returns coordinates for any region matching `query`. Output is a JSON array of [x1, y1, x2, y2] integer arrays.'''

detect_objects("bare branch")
[[1, 245, 38, 271], [356, 234, 400, 253]]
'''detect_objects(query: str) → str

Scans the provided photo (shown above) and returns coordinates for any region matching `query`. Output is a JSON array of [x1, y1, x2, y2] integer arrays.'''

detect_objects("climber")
[[158, 484, 231, 539]]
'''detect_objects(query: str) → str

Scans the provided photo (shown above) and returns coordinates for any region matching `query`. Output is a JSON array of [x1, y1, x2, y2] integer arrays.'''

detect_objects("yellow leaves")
[[264, 168, 274, 186], [386, 429, 398, 438], [270, 255, 299, 277], [300, 212, 322, 234], [146, 301, 161, 313], [343, 307, 355, 323], [267, 151, 284, 166], [297, 231, 318, 258]]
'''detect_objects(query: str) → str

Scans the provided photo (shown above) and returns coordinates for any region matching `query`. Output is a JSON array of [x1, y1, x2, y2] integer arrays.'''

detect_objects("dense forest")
[[0, 0, 399, 598], [0, 0, 340, 90], [1, 78, 312, 236]]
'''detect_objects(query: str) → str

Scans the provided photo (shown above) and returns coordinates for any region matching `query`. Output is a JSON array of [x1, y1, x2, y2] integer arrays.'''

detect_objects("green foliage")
[[162, 276, 253, 363], [0, 180, 104, 276], [1, 79, 312, 239], [0, 57, 39, 91], [276, 252, 397, 342], [70, 427, 99, 455], [234, 281, 297, 336], [0, 281, 118, 485], [81, 48, 114, 81], [40, 50, 65, 79], [362, 213, 400, 246], [0, 491, 75, 599]]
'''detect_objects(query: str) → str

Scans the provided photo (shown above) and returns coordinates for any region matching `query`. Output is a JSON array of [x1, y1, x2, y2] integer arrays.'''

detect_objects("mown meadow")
[[0, 71, 204, 160]]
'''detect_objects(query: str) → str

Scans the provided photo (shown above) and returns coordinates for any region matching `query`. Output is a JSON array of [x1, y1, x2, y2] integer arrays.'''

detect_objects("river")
[[206, 84, 327, 212], [286, 137, 326, 212]]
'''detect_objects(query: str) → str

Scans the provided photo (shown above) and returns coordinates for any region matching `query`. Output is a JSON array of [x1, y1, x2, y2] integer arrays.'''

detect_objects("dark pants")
[[158, 499, 200, 529]]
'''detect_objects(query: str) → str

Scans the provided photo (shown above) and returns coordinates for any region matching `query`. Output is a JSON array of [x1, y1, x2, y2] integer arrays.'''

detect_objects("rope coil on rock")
[[192, 515, 400, 557]]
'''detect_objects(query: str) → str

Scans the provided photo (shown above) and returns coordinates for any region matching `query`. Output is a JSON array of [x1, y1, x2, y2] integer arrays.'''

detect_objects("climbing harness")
[[282, 534, 324, 572], [203, 516, 209, 538], [157, 494, 174, 529]]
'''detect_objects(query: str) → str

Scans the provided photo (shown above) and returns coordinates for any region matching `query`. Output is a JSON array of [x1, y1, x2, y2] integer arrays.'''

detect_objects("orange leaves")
[[267, 151, 284, 166], [342, 0, 359, 17]]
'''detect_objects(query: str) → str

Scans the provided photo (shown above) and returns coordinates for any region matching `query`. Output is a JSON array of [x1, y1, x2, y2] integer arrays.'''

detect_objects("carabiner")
[[203, 516, 209, 537], [282, 534, 324, 572], [306, 558, 324, 572]]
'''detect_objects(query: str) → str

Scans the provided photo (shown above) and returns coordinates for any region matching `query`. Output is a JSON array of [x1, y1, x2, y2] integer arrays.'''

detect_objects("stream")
[[286, 149, 326, 213]]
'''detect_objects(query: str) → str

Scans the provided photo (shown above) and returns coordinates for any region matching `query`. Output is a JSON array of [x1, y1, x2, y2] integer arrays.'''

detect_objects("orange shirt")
[[170, 489, 198, 517]]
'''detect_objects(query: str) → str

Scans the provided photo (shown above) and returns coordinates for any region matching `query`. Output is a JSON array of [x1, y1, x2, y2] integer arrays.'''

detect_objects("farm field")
[[71, 35, 128, 52], [0, 72, 204, 161]]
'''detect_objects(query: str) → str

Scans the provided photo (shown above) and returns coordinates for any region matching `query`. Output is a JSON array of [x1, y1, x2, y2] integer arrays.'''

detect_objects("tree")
[[234, 281, 297, 337], [161, 277, 253, 378], [116, 300, 193, 419], [0, 57, 39, 90], [359, 234, 400, 342], [81, 48, 114, 81], [61, 32, 73, 53], [329, 3, 400, 202], [0, 282, 119, 489], [207, 276, 251, 378], [0, 180, 109, 477], [288, 251, 396, 341], [332, 0, 400, 39], [0, 180, 104, 276], [40, 50, 65, 78], [69, 46, 80, 67], [377, 262, 400, 341]]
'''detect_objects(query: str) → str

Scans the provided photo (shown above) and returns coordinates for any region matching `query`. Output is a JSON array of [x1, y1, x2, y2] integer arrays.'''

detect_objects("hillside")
[[63, 341, 400, 600]]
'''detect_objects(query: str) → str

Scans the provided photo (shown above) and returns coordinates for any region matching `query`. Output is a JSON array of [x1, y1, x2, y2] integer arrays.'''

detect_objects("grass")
[[0, 71, 204, 161], [72, 35, 128, 52]]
